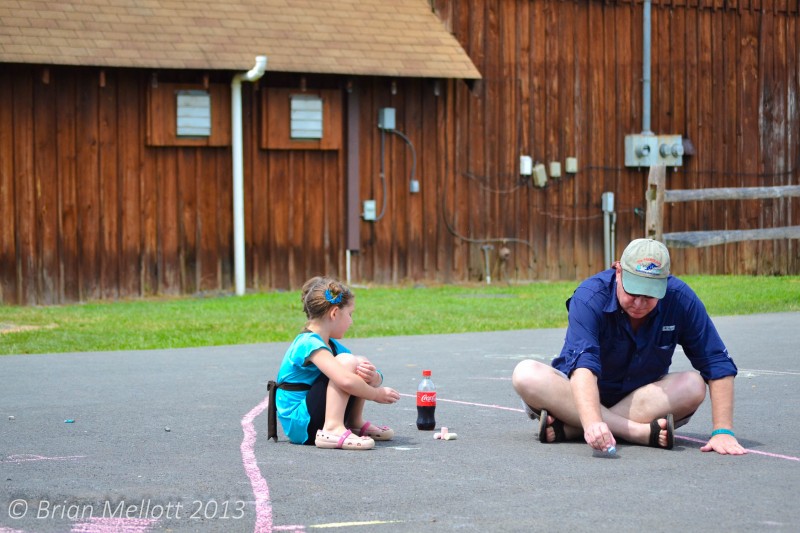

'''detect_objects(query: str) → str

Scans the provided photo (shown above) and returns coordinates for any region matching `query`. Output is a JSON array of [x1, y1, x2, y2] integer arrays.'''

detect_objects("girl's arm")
[[310, 350, 397, 403]]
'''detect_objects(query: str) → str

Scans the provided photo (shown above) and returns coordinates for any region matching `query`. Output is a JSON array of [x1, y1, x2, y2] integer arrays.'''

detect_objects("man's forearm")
[[707, 375, 736, 430], [570, 368, 603, 428]]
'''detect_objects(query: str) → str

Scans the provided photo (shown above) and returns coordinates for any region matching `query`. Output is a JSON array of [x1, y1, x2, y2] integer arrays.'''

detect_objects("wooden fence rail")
[[665, 185, 800, 203], [646, 166, 800, 248]]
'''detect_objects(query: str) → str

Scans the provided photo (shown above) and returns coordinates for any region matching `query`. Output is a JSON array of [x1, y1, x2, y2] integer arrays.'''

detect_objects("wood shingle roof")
[[0, 0, 481, 79]]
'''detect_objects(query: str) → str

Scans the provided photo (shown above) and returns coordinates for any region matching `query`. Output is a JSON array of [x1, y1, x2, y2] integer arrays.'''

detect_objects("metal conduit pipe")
[[642, 0, 653, 135], [231, 56, 267, 296]]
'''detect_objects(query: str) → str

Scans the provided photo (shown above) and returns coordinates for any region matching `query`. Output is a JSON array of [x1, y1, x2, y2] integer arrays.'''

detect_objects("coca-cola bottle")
[[416, 369, 436, 430]]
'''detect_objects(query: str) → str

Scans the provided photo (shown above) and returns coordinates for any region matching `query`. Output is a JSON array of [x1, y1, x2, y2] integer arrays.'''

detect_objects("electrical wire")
[[375, 128, 387, 221], [375, 127, 420, 221], [440, 102, 534, 251], [440, 172, 536, 249], [462, 170, 526, 194], [388, 129, 417, 190], [530, 207, 605, 221]]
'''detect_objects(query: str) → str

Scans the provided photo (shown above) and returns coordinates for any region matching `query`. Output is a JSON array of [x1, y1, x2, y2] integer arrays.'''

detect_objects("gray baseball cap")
[[619, 238, 670, 299]]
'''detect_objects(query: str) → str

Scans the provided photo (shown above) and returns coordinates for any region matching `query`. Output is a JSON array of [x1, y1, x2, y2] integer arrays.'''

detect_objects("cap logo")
[[635, 257, 663, 276]]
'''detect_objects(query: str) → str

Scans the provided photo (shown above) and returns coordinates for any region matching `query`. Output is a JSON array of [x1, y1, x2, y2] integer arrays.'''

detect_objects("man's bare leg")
[[512, 360, 706, 446]]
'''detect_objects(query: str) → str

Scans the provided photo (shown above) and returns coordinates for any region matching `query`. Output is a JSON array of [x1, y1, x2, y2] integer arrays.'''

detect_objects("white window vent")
[[290, 94, 323, 139], [176, 90, 211, 137]]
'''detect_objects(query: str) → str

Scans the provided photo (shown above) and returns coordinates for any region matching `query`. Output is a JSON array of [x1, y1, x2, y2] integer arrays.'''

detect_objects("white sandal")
[[315, 429, 374, 450]]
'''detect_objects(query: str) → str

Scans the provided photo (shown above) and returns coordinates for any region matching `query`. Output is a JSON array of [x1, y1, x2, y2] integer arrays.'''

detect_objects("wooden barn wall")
[[0, 66, 350, 304], [351, 76, 457, 285], [0, 67, 241, 305], [1, 0, 799, 305], [432, 0, 800, 282], [248, 125, 346, 291]]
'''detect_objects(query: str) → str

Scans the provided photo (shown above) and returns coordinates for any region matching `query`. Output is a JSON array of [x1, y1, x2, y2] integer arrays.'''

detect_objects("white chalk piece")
[[165, 427, 171, 432], [443, 433, 458, 440], [8, 416, 15, 421]]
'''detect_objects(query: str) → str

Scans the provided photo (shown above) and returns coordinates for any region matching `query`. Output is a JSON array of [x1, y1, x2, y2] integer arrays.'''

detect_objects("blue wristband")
[[376, 369, 384, 385], [711, 428, 735, 438]]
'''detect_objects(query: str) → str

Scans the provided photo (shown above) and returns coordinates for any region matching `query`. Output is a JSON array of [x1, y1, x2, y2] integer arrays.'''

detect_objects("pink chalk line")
[[1, 454, 85, 464], [676, 435, 800, 461], [0, 527, 27, 533], [241, 394, 273, 533], [398, 393, 522, 413], [240, 388, 798, 533], [399, 393, 800, 462], [70, 517, 157, 533]]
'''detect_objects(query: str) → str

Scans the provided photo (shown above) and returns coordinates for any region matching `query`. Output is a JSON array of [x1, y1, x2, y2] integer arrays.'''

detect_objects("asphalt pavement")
[[1, 312, 799, 533]]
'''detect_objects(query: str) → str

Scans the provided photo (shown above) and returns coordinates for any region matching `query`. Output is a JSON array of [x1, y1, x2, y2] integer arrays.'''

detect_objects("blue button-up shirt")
[[552, 269, 737, 406]]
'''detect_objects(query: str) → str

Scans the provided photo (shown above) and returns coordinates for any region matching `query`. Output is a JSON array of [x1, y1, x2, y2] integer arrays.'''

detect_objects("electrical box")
[[657, 134, 684, 167], [520, 155, 533, 176], [362, 200, 376, 221], [625, 133, 684, 167], [532, 164, 547, 188], [565, 157, 578, 173], [624, 134, 659, 167], [378, 108, 395, 130], [549, 161, 562, 179], [602, 191, 615, 213]]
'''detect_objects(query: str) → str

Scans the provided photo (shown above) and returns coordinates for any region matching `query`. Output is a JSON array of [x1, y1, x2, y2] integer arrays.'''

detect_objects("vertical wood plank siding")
[[0, 0, 798, 304], [438, 0, 799, 282]]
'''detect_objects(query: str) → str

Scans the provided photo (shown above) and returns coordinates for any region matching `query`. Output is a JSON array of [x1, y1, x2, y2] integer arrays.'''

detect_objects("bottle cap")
[[422, 370, 431, 376]]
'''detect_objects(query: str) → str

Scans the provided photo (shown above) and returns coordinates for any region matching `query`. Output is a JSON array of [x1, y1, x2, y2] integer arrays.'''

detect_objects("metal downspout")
[[231, 56, 267, 296]]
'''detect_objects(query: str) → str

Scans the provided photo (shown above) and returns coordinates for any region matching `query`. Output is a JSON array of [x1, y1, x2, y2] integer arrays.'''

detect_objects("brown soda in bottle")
[[416, 369, 436, 430]]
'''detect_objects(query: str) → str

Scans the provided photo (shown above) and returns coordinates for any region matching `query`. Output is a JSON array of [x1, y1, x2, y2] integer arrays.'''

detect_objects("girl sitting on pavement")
[[269, 276, 399, 450]]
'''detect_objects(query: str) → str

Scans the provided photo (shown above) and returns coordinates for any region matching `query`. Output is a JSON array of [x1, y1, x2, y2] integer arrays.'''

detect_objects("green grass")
[[1, 276, 799, 355]]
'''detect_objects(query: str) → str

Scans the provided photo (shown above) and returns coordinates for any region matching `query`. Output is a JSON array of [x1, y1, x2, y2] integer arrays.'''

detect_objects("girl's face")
[[329, 301, 354, 339], [615, 269, 659, 319]]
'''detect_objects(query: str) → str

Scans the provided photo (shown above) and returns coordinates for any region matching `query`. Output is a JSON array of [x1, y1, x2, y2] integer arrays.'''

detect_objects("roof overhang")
[[0, 0, 481, 80]]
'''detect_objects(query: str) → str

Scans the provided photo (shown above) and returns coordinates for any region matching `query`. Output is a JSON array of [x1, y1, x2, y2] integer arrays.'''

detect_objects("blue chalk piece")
[[64, 419, 75, 423], [607, 446, 616, 455]]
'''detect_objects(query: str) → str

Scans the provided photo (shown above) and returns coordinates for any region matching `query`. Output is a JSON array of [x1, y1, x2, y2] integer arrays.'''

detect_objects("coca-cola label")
[[417, 391, 436, 406]]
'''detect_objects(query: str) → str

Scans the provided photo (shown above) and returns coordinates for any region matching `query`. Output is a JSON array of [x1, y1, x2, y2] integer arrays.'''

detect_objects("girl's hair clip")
[[324, 289, 343, 305]]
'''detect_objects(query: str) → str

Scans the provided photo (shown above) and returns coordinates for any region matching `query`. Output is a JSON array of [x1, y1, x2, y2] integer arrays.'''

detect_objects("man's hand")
[[704, 377, 746, 455], [700, 433, 747, 455], [583, 421, 616, 452], [570, 368, 615, 452]]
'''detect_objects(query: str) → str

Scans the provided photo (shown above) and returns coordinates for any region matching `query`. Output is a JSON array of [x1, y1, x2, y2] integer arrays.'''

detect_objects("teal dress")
[[275, 331, 350, 443]]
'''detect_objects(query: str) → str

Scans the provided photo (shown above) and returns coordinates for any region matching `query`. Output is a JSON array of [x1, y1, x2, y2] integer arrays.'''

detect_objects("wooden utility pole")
[[645, 165, 666, 242]]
